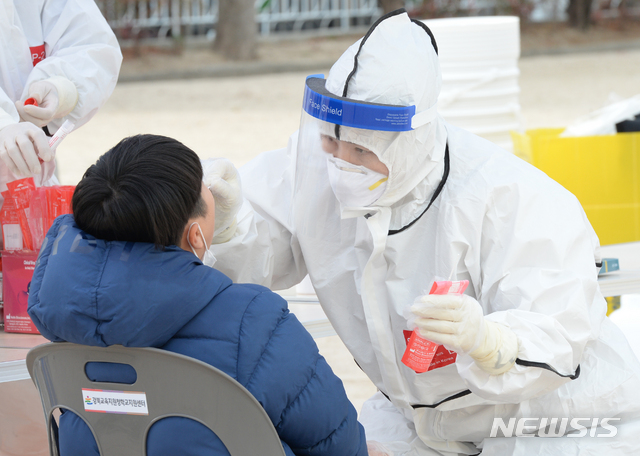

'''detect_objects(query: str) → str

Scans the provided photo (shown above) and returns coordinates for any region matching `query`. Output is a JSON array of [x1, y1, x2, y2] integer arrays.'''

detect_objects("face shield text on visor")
[[296, 75, 437, 212]]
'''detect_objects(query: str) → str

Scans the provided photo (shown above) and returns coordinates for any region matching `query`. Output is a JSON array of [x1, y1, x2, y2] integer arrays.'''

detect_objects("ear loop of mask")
[[187, 222, 201, 261], [187, 222, 206, 259], [187, 222, 218, 267]]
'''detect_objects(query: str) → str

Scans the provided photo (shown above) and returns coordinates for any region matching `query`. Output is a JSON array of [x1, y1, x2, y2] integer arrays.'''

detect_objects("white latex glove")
[[202, 158, 243, 244], [412, 294, 518, 375], [367, 441, 393, 456], [15, 77, 78, 127], [0, 122, 53, 176]]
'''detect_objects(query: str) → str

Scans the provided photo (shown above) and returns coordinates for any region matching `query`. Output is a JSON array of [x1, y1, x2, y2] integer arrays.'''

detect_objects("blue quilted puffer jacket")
[[28, 215, 367, 456]]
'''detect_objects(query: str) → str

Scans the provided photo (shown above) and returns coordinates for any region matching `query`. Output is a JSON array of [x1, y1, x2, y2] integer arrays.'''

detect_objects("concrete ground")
[[54, 46, 640, 414]]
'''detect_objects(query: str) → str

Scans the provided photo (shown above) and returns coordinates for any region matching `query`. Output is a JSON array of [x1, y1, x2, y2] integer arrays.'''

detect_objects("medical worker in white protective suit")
[[0, 0, 122, 191], [204, 10, 640, 456]]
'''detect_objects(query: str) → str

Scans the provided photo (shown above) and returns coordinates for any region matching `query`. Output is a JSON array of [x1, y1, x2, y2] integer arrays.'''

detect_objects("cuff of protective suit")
[[45, 76, 78, 118], [211, 217, 237, 244], [0, 108, 18, 131], [470, 321, 518, 375]]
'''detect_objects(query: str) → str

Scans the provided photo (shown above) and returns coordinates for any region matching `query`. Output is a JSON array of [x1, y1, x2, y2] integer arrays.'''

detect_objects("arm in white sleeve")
[[456, 177, 602, 403], [210, 133, 307, 290], [0, 107, 17, 132], [0, 90, 19, 130], [23, 0, 122, 131]]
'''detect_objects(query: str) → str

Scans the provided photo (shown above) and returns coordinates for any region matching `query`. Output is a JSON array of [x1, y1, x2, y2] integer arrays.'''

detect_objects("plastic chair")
[[26, 342, 287, 456]]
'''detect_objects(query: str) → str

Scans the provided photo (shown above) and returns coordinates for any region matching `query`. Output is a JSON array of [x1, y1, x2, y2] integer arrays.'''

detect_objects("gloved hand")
[[202, 158, 243, 244], [412, 294, 519, 375], [0, 122, 53, 176], [367, 441, 393, 456], [15, 77, 78, 127]]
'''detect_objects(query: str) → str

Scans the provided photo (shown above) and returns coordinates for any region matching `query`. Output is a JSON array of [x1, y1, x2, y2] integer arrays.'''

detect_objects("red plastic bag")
[[43, 186, 74, 230], [1, 178, 76, 252]]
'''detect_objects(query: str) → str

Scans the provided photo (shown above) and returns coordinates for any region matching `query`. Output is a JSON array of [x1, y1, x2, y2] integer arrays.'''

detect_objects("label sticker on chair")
[[82, 389, 148, 415]]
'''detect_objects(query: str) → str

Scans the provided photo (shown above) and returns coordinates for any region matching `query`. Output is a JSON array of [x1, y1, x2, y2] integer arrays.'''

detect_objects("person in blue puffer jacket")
[[27, 134, 369, 456]]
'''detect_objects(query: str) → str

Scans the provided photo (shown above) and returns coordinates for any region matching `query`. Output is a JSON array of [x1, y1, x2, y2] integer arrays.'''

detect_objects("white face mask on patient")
[[187, 222, 217, 267], [326, 156, 388, 208]]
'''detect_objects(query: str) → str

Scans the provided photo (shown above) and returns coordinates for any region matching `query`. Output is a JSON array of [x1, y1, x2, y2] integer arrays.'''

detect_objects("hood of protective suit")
[[324, 11, 446, 208]]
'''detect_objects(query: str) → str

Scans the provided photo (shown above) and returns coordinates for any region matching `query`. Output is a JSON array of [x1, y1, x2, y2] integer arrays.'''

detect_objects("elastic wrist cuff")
[[45, 76, 78, 117], [212, 217, 237, 244], [470, 321, 518, 375]]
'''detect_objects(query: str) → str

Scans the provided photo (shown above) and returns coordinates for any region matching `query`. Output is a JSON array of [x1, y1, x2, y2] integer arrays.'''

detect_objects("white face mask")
[[326, 156, 388, 208], [187, 222, 217, 267]]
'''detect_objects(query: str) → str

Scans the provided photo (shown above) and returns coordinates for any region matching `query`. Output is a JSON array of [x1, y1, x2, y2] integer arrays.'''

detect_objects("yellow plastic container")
[[511, 129, 640, 246]]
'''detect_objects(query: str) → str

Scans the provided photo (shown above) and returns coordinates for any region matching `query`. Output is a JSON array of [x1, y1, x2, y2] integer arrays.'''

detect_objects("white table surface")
[[598, 241, 640, 297]]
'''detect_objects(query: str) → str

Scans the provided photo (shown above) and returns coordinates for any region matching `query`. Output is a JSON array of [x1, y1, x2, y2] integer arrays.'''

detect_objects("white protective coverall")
[[210, 11, 640, 455], [0, 0, 122, 190]]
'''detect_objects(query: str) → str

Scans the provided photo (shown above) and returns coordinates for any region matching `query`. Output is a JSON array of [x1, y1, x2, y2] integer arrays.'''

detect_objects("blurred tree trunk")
[[567, 0, 594, 30], [379, 0, 406, 14], [214, 0, 257, 60]]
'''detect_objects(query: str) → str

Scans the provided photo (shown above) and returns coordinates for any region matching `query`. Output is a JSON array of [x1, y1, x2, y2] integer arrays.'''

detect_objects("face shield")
[[295, 75, 437, 218], [290, 11, 443, 292]]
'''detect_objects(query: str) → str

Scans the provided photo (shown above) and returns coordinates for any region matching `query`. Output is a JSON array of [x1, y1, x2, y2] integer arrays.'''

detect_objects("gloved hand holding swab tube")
[[15, 77, 78, 128], [0, 121, 51, 177]]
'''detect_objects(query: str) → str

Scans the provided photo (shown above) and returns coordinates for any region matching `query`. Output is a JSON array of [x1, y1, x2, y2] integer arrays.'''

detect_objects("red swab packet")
[[402, 280, 469, 373], [6, 178, 36, 250]]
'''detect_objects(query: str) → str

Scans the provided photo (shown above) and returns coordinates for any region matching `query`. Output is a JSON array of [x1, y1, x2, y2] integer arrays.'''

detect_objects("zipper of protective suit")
[[358, 206, 413, 410]]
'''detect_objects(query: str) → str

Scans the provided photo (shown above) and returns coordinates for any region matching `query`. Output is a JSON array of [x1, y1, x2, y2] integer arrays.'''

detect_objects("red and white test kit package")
[[401, 280, 469, 373], [1, 177, 74, 333]]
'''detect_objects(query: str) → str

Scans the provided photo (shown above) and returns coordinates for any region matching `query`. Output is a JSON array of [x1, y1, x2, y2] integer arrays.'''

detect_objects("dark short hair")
[[72, 134, 206, 248]]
